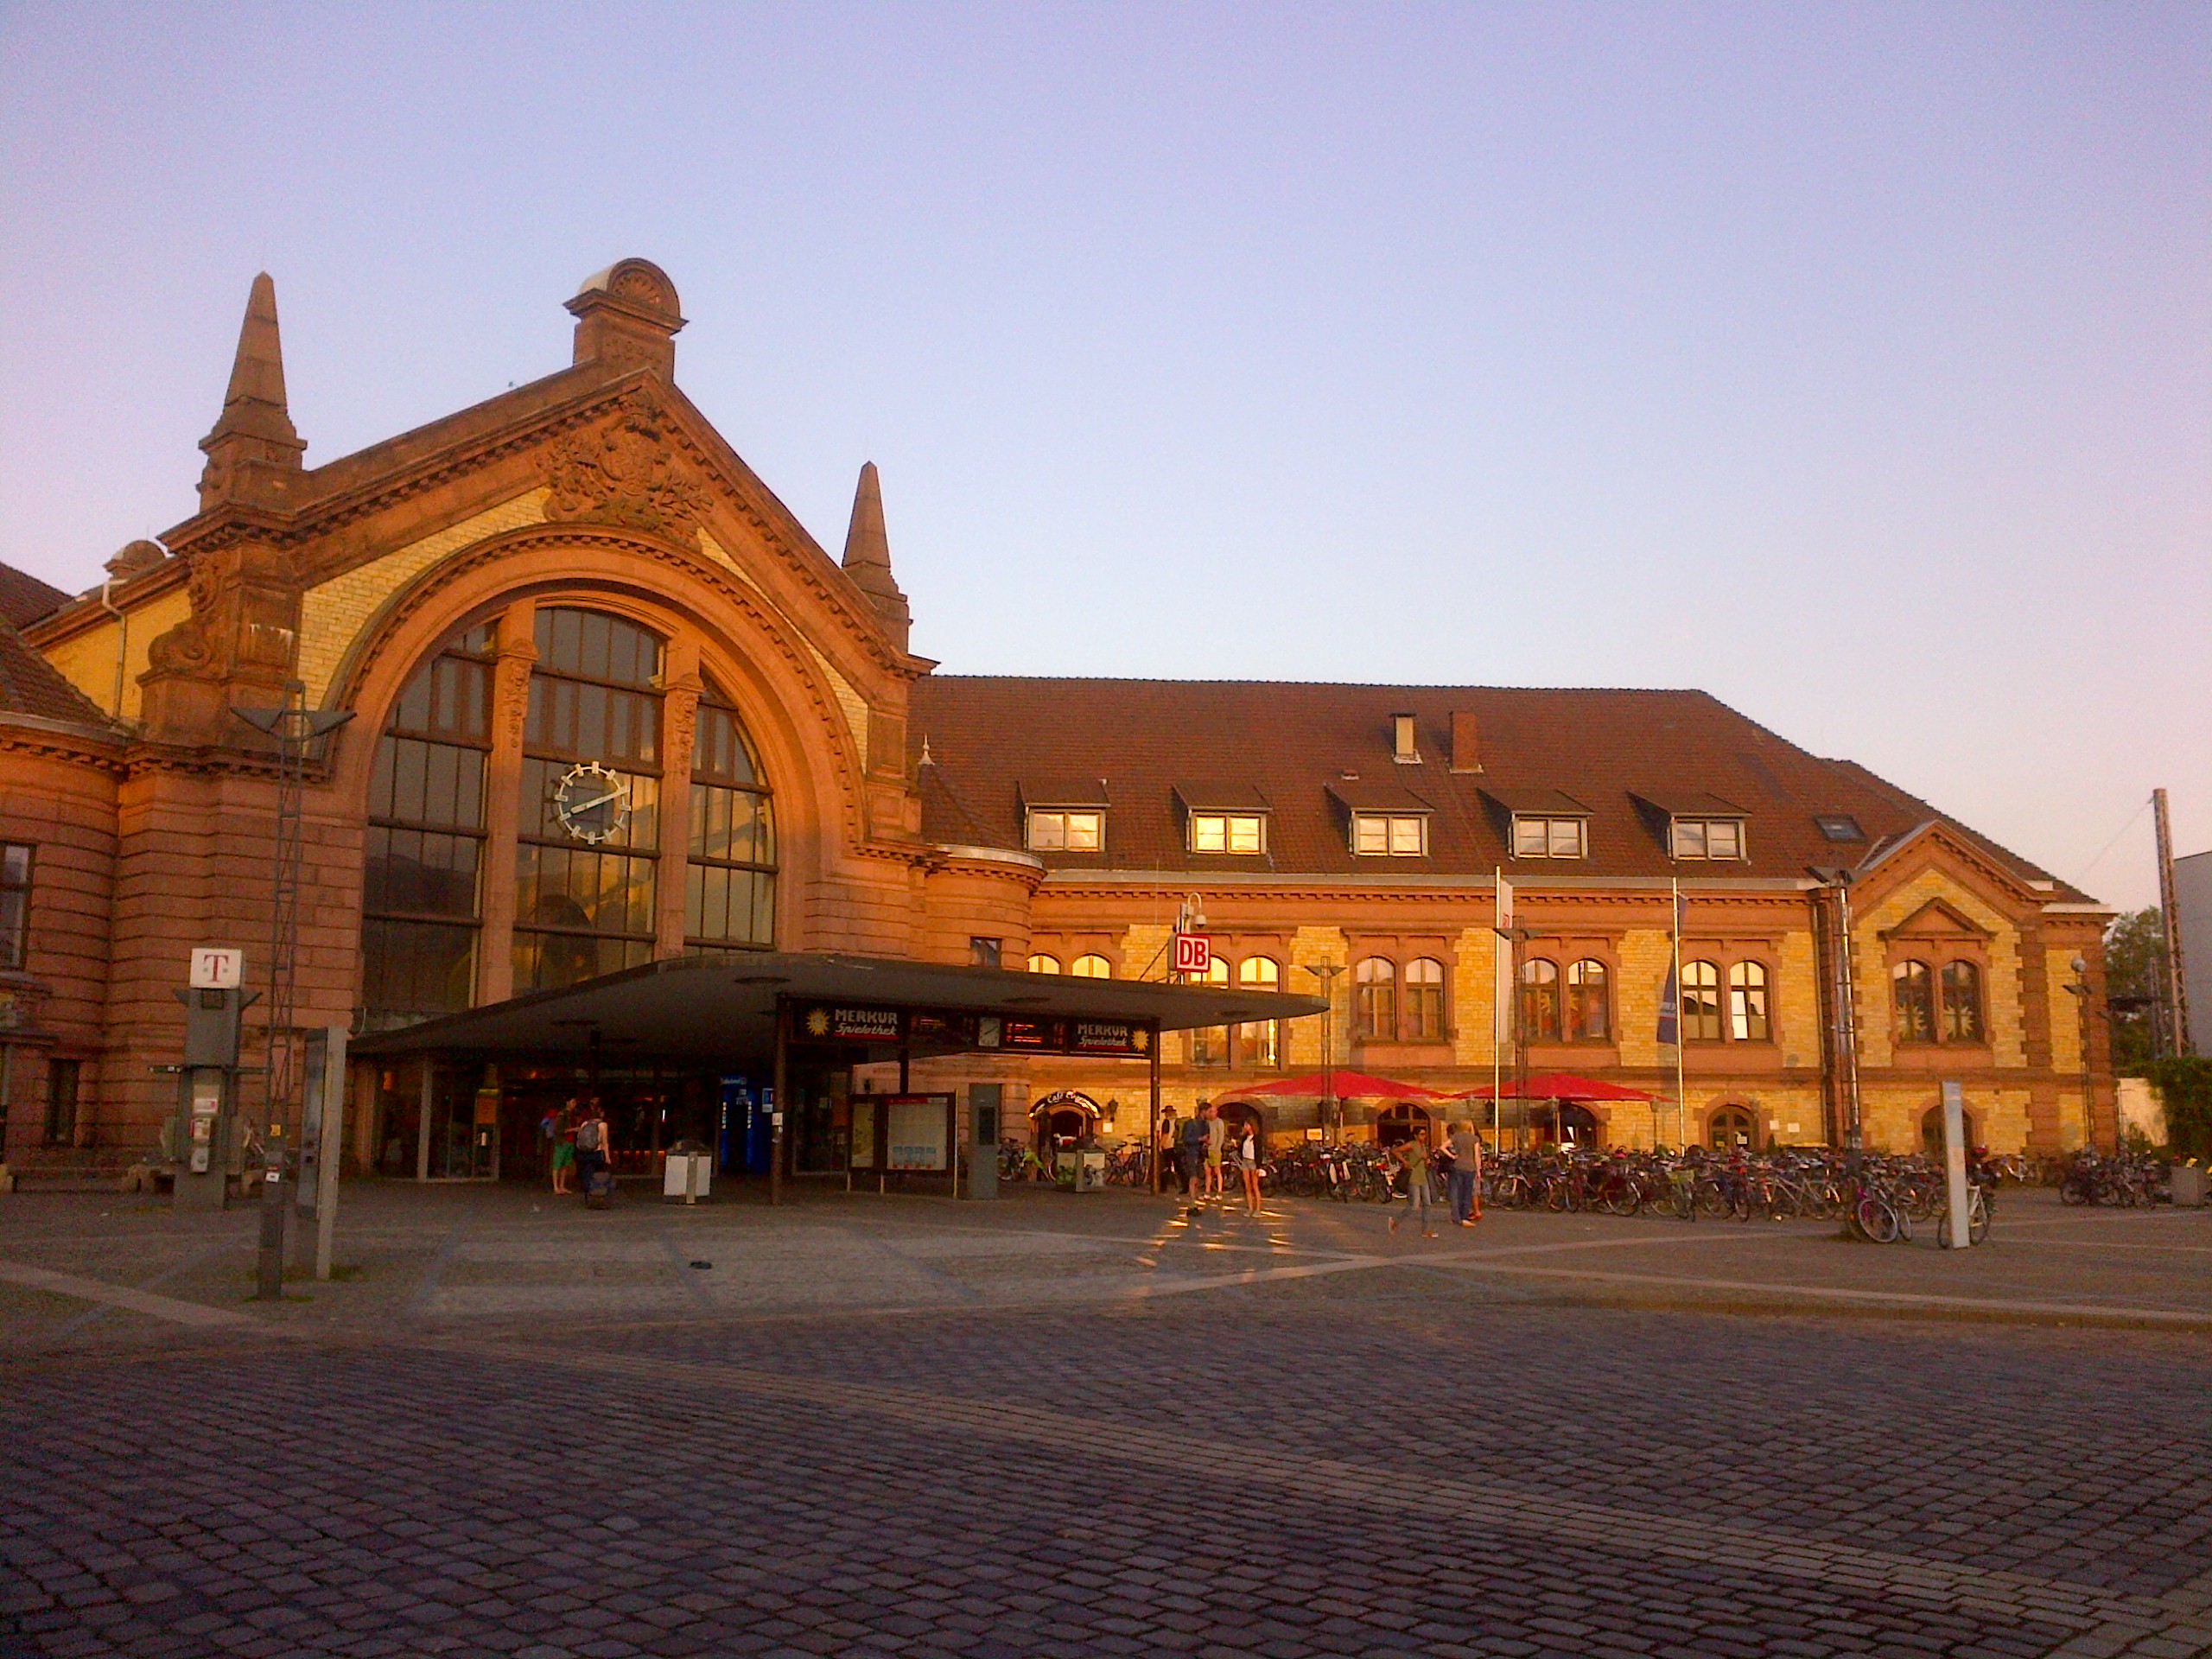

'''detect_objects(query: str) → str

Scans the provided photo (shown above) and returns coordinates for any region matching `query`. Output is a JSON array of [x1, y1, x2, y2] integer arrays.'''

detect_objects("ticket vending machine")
[[719, 1076, 774, 1175]]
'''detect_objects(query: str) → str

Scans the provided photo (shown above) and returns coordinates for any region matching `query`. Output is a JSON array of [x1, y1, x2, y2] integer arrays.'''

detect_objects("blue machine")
[[719, 1076, 773, 1174]]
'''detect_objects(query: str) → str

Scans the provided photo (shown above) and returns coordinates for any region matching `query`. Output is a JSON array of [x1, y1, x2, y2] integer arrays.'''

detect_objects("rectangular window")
[[1513, 817, 1586, 858], [1672, 818, 1745, 860], [969, 938, 1001, 969], [1351, 814, 1427, 856], [0, 843, 29, 970], [1191, 813, 1264, 855], [1027, 810, 1103, 852], [42, 1058, 79, 1147]]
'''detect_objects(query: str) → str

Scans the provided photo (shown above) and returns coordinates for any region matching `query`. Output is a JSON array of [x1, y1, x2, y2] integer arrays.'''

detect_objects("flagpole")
[[1491, 868, 1506, 1151], [1673, 877, 1688, 1150]]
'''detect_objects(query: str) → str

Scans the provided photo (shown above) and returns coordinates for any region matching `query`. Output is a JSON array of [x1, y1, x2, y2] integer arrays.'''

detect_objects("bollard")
[[256, 1162, 287, 1300]]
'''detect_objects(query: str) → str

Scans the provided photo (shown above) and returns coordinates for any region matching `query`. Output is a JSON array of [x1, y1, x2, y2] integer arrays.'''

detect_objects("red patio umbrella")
[[1452, 1071, 1655, 1102], [1237, 1071, 1446, 1100]]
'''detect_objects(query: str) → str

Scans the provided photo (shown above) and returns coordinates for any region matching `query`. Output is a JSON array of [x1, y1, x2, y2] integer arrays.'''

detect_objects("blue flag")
[[1656, 965, 1679, 1047]]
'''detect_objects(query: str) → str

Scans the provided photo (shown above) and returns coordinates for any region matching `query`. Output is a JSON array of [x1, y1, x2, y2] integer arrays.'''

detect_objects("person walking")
[[1446, 1119, 1484, 1226], [1205, 1103, 1228, 1199], [1386, 1134, 1438, 1237], [1235, 1118, 1263, 1217], [573, 1099, 613, 1204]]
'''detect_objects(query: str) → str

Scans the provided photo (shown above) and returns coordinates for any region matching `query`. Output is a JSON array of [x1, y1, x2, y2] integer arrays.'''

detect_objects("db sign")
[[1172, 933, 1212, 976], [189, 948, 244, 989]]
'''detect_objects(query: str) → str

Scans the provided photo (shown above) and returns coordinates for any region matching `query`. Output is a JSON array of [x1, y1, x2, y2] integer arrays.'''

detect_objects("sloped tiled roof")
[[0, 563, 68, 630], [909, 677, 2082, 896], [0, 616, 109, 726]]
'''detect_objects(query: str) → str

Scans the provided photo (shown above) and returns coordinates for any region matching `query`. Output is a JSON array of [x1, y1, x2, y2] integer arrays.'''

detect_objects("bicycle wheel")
[[1856, 1193, 1900, 1243], [1969, 1192, 1991, 1244]]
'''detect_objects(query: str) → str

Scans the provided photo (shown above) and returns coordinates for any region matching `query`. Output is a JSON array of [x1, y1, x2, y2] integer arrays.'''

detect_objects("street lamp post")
[[1303, 962, 1345, 1142], [2064, 956, 2104, 1152]]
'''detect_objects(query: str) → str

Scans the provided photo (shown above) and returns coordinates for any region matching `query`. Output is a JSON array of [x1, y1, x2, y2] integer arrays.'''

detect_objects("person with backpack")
[[573, 1100, 613, 1203], [1180, 1106, 1213, 1212]]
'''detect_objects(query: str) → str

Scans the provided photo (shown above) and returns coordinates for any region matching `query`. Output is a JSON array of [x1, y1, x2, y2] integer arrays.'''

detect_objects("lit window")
[[1405, 957, 1445, 1041], [1237, 957, 1281, 1067], [1353, 814, 1427, 856], [1354, 957, 1396, 1039], [1728, 961, 1770, 1043], [1513, 817, 1586, 858], [1190, 957, 1230, 1065], [1672, 818, 1745, 861], [1520, 958, 1561, 1041], [1191, 813, 1266, 855], [1681, 960, 1723, 1042], [1027, 810, 1103, 852], [0, 842, 31, 971], [1942, 961, 1984, 1042], [1567, 959, 1610, 1040], [1892, 960, 1934, 1043], [1071, 954, 1112, 979], [1027, 954, 1062, 974]]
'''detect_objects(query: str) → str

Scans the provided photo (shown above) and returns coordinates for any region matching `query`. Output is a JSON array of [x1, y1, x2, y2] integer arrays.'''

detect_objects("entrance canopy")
[[353, 950, 1325, 1065]]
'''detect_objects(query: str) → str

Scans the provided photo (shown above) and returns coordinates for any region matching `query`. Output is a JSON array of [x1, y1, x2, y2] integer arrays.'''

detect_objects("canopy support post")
[[771, 996, 786, 1209], [1147, 1020, 1162, 1195]]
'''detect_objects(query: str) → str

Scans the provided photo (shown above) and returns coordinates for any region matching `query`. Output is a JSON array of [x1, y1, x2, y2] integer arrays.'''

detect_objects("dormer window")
[[1672, 817, 1745, 861], [1353, 812, 1427, 856], [1027, 809, 1103, 852], [1512, 816, 1586, 858], [1391, 714, 1421, 765], [1191, 812, 1266, 855]]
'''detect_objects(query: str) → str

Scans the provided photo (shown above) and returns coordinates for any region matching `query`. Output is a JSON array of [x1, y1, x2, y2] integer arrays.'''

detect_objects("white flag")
[[1493, 869, 1516, 1046]]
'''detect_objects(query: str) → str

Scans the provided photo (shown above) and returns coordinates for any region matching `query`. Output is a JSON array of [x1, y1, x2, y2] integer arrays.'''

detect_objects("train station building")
[[0, 259, 2116, 1183]]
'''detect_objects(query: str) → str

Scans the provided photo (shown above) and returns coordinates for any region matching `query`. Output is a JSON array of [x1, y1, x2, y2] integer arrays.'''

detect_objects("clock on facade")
[[552, 760, 632, 844]]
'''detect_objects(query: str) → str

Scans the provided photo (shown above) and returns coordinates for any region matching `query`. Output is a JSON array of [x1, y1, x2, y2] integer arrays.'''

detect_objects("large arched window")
[[1892, 960, 1935, 1044], [1354, 957, 1396, 1041], [1189, 956, 1230, 1065], [1941, 961, 1984, 1043], [686, 678, 777, 953], [1681, 960, 1723, 1043], [1027, 954, 1062, 974], [1520, 957, 1561, 1042], [1728, 962, 1770, 1043], [1072, 954, 1113, 979], [1567, 959, 1610, 1041], [1237, 957, 1281, 1067], [1405, 957, 1446, 1041], [516, 607, 665, 992], [361, 624, 494, 1023]]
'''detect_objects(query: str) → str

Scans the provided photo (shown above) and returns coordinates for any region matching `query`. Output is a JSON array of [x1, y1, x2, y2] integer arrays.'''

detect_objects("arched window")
[[1189, 957, 1230, 1065], [1237, 957, 1281, 1068], [1071, 954, 1112, 979], [1709, 1105, 1757, 1151], [1681, 960, 1723, 1042], [1405, 957, 1446, 1041], [1520, 957, 1561, 1042], [1375, 1103, 1433, 1147], [1728, 961, 1770, 1043], [1567, 959, 1610, 1041], [1354, 957, 1396, 1041], [686, 679, 776, 953], [1892, 960, 1934, 1044], [1026, 954, 1062, 974], [1942, 961, 1984, 1042], [361, 623, 495, 1023], [516, 607, 665, 993]]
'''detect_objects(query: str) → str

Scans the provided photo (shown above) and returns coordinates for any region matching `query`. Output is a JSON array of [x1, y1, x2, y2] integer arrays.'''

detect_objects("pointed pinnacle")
[[206, 272, 301, 452], [842, 461, 894, 583]]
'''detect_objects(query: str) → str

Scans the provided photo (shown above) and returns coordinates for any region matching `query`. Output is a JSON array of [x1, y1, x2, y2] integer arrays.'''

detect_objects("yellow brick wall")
[[298, 491, 549, 704], [1450, 925, 1502, 1067], [41, 586, 194, 721], [1117, 921, 1176, 1056], [1286, 925, 1348, 1067], [1775, 925, 1819, 1066], [1614, 927, 1674, 1068], [2044, 948, 2084, 1073]]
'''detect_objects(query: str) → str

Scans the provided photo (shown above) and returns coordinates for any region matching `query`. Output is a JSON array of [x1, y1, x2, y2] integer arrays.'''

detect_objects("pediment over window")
[[1880, 898, 1992, 943]]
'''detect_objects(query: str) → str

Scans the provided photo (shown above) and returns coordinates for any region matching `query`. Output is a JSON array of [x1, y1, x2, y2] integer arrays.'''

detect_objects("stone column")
[[477, 602, 536, 1006], [656, 644, 702, 959]]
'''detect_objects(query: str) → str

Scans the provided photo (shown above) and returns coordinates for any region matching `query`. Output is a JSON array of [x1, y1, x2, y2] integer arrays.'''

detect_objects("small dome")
[[572, 258, 681, 321]]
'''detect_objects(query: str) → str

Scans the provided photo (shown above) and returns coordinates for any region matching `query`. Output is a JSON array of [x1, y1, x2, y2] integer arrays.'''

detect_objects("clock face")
[[552, 760, 632, 844]]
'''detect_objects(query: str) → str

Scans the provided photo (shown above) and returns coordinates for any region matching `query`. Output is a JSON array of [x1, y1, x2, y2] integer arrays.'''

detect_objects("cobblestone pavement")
[[3, 1186, 2211, 1658]]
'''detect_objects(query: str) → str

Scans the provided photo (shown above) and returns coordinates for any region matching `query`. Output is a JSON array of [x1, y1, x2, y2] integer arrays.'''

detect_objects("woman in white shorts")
[[1235, 1121, 1263, 1216]]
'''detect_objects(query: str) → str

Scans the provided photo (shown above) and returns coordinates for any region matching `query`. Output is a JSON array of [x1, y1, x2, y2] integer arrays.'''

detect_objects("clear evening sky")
[[2, 4, 2204, 907]]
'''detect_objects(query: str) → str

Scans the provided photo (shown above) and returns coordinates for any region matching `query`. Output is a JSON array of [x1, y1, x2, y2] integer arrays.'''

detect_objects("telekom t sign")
[[1172, 933, 1212, 976]]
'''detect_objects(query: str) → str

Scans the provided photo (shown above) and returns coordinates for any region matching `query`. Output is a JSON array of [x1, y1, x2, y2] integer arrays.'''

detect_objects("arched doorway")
[[1375, 1104, 1434, 1147], [1919, 1103, 1976, 1158], [1708, 1105, 1757, 1152], [1554, 1103, 1600, 1147], [1217, 1100, 1267, 1148], [1031, 1090, 1101, 1151]]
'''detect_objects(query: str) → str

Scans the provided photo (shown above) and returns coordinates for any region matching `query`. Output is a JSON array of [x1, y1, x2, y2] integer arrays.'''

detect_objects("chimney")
[[1450, 711, 1482, 773], [1391, 713, 1421, 765], [566, 258, 685, 378]]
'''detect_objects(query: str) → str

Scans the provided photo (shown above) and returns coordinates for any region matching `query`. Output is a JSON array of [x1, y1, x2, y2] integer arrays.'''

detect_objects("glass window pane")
[[1227, 817, 1262, 854], [1708, 821, 1741, 859], [1066, 812, 1101, 851], [1514, 818, 1548, 856], [1389, 817, 1424, 855], [1027, 954, 1061, 974], [1354, 817, 1389, 855], [1549, 820, 1583, 857], [1674, 820, 1707, 858], [1192, 816, 1225, 853]]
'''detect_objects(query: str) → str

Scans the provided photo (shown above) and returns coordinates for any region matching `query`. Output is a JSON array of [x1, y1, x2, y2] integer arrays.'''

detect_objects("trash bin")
[[2171, 1164, 2207, 1208], [663, 1141, 713, 1204], [1070, 1149, 1107, 1193]]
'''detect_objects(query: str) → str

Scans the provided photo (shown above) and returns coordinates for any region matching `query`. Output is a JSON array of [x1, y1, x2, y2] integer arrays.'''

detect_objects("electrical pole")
[[2154, 788, 2192, 1057]]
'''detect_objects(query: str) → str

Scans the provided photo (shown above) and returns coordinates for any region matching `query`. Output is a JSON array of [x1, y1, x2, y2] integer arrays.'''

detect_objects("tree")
[[2103, 907, 2169, 1074]]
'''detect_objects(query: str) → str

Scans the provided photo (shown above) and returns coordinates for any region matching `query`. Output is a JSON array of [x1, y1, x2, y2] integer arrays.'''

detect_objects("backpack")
[[575, 1120, 604, 1154], [1180, 1118, 1208, 1154]]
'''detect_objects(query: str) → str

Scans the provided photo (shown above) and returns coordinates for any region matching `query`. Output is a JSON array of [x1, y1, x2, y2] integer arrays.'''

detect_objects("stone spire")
[[841, 461, 911, 650], [197, 272, 305, 508]]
